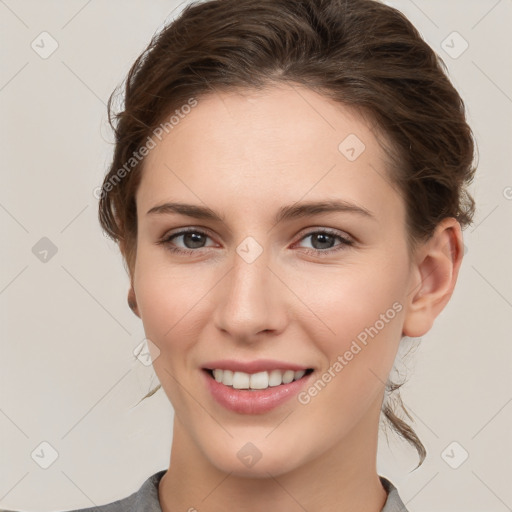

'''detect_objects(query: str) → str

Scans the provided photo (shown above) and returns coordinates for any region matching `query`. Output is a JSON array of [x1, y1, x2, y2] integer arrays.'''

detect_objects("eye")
[[157, 227, 354, 257], [294, 229, 354, 257], [157, 228, 215, 255]]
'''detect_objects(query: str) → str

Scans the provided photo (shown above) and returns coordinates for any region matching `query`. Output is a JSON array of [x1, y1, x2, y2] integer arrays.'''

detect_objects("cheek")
[[133, 261, 209, 411], [293, 258, 406, 344], [291, 258, 408, 401], [289, 290, 405, 454], [135, 269, 203, 349]]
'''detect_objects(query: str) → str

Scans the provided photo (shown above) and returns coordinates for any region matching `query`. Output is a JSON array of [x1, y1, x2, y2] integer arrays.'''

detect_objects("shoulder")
[[55, 470, 166, 512], [379, 476, 409, 512]]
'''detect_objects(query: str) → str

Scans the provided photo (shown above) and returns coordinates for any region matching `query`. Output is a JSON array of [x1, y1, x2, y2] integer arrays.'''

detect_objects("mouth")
[[203, 368, 314, 391], [201, 359, 316, 414]]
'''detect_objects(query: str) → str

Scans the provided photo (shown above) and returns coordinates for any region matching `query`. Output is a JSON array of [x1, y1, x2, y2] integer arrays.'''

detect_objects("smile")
[[206, 368, 314, 390], [202, 367, 314, 414]]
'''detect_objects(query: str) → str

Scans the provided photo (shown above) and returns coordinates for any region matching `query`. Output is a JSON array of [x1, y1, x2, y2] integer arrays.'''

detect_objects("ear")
[[127, 286, 141, 318], [402, 217, 464, 338]]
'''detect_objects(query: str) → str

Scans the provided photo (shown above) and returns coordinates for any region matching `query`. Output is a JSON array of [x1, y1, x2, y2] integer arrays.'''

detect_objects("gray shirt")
[[52, 471, 408, 512]]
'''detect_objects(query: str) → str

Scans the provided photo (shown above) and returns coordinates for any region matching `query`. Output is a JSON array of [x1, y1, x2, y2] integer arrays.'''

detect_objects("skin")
[[126, 84, 463, 512]]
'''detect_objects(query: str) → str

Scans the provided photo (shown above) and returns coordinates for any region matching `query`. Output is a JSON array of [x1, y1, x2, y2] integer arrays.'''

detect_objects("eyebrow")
[[146, 199, 374, 224]]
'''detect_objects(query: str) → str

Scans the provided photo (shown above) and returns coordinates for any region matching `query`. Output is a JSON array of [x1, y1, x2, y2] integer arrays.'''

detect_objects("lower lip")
[[202, 370, 313, 414]]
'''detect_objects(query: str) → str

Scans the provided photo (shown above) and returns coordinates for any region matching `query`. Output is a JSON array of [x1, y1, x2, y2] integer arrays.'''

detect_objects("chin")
[[202, 440, 306, 479], [218, 458, 299, 479]]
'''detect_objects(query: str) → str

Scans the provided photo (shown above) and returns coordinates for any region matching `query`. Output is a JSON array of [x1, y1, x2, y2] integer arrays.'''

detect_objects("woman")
[[66, 0, 476, 510]]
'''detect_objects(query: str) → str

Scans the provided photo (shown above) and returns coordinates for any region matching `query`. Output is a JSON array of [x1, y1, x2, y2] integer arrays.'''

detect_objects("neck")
[[158, 403, 387, 512]]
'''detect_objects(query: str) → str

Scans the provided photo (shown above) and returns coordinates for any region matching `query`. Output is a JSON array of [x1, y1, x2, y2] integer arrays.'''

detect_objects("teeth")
[[221, 369, 233, 386], [210, 369, 308, 390], [294, 370, 306, 380], [268, 369, 283, 387], [249, 371, 268, 390], [282, 370, 295, 384], [232, 371, 250, 389]]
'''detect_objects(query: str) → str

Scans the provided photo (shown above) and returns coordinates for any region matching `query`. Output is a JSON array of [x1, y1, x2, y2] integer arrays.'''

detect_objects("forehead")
[[136, 84, 402, 224]]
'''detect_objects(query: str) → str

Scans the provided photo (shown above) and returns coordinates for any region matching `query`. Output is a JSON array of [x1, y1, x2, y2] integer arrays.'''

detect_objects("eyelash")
[[157, 227, 354, 257]]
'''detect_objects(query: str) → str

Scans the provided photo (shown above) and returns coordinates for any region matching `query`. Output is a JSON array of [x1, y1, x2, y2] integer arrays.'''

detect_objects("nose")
[[212, 247, 289, 342]]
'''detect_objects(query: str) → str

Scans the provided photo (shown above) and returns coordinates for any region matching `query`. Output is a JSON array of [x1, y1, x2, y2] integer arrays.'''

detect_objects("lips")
[[201, 359, 314, 414]]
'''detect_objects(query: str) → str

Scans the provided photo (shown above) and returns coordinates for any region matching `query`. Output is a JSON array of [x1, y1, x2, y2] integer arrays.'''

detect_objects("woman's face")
[[132, 84, 416, 476]]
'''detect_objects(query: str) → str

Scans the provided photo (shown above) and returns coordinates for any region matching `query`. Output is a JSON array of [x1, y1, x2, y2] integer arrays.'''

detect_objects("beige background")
[[1, 0, 511, 510]]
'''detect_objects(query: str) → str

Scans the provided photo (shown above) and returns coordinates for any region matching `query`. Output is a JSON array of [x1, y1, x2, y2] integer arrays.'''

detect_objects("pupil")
[[313, 233, 333, 249], [185, 232, 205, 248]]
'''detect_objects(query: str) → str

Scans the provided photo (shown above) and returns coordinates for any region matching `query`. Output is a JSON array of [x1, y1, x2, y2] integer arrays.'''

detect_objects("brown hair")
[[99, 0, 477, 468]]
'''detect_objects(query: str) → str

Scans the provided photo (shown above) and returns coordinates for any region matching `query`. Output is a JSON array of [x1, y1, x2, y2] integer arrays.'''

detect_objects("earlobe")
[[127, 286, 141, 318], [402, 218, 464, 338]]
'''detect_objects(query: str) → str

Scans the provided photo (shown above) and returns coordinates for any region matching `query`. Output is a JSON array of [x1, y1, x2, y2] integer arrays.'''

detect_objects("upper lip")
[[202, 359, 311, 373]]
